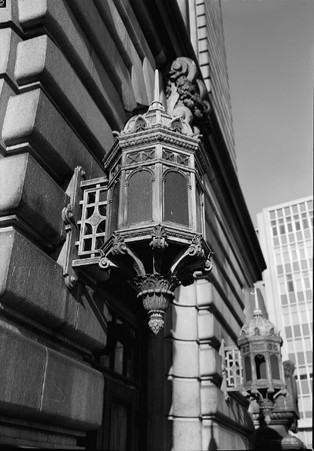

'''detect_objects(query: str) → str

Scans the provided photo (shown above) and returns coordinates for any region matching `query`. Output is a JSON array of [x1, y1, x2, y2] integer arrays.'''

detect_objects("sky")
[[221, 0, 314, 226]]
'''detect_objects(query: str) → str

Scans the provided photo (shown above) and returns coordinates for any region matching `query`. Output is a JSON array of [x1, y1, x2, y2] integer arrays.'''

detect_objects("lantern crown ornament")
[[238, 298, 287, 425], [97, 69, 213, 334]]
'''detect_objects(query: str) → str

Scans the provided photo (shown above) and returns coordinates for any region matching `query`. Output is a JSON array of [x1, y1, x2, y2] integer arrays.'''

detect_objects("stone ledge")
[[0, 79, 15, 153], [2, 88, 104, 182], [0, 321, 104, 430], [0, 228, 107, 350], [0, 153, 68, 246], [14, 34, 113, 159], [17, 0, 125, 130]]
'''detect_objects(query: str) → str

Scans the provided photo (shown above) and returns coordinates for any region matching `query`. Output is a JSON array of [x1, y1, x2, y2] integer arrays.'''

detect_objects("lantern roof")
[[119, 70, 196, 138], [240, 307, 280, 338]]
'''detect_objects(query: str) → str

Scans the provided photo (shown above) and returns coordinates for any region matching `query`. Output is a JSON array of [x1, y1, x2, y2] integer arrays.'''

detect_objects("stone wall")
[[0, 1, 265, 449], [0, 0, 158, 447]]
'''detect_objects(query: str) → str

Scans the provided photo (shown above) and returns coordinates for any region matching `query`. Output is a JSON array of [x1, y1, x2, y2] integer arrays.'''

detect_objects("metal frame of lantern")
[[60, 68, 213, 334], [98, 72, 213, 334], [237, 307, 287, 425]]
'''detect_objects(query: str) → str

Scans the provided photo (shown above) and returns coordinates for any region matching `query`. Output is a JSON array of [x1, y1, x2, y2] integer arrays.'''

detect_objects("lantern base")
[[135, 274, 177, 334]]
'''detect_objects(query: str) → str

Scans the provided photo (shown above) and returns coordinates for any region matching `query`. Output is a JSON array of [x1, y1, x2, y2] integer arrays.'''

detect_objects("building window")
[[289, 292, 296, 304], [280, 224, 286, 234], [277, 265, 283, 275], [270, 210, 276, 220], [293, 325, 301, 337], [285, 326, 292, 338], [306, 351, 312, 364], [281, 294, 288, 305], [302, 323, 310, 336], [273, 236, 279, 247], [101, 315, 138, 382], [297, 291, 305, 302], [287, 280, 294, 292], [297, 352, 305, 366]]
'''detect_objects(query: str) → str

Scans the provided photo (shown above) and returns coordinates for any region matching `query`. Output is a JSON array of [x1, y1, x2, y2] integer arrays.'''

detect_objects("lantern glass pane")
[[164, 171, 189, 226], [110, 181, 120, 233], [255, 354, 267, 379], [270, 354, 280, 379], [245, 356, 252, 381], [127, 170, 152, 224]]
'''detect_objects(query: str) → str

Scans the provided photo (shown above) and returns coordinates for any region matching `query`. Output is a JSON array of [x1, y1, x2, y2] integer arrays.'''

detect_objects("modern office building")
[[257, 196, 313, 448]]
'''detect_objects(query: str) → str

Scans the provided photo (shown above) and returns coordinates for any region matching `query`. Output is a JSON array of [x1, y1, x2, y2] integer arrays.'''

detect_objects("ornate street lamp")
[[237, 301, 286, 424], [98, 71, 213, 333], [63, 67, 213, 334]]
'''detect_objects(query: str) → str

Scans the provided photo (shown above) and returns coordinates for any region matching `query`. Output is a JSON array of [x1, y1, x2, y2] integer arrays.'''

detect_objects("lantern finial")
[[149, 69, 164, 111], [253, 288, 262, 317]]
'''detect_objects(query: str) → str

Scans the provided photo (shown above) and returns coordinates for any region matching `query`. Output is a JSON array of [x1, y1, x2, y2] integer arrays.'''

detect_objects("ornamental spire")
[[148, 69, 164, 112]]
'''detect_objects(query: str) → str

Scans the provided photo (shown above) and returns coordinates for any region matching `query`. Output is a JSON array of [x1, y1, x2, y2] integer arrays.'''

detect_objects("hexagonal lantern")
[[237, 306, 286, 424], [98, 71, 213, 333], [61, 68, 213, 334]]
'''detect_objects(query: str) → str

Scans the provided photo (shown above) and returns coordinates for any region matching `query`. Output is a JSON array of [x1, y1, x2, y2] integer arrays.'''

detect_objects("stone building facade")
[[0, 1, 266, 449]]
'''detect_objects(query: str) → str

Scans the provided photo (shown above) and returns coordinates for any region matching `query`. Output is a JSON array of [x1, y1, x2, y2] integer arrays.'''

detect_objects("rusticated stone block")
[[17, 0, 125, 130], [0, 228, 106, 350], [66, 0, 137, 112], [0, 28, 21, 84], [64, 285, 107, 351], [199, 344, 222, 379], [200, 381, 251, 427], [198, 309, 222, 346], [172, 378, 200, 417], [171, 303, 198, 340], [0, 79, 15, 153], [0, 0, 14, 24], [14, 34, 114, 158], [172, 418, 202, 451], [42, 348, 103, 429], [175, 283, 197, 307], [195, 278, 242, 338], [2, 88, 104, 181], [0, 321, 104, 430], [0, 153, 68, 246], [172, 341, 199, 378], [0, 320, 46, 418], [0, 228, 68, 328]]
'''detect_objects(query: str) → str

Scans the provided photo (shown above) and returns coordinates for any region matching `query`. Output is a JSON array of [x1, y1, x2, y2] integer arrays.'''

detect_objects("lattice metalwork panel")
[[77, 177, 108, 258], [225, 347, 243, 389]]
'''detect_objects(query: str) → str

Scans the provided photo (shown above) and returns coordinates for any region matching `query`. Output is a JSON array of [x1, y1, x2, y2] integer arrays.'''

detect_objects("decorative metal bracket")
[[99, 227, 213, 334], [58, 166, 85, 289]]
